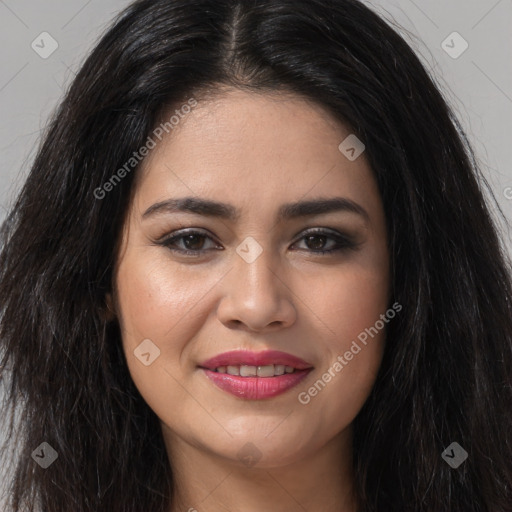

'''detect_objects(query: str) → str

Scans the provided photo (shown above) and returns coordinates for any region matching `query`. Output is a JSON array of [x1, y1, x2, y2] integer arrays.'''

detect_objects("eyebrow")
[[142, 196, 370, 223]]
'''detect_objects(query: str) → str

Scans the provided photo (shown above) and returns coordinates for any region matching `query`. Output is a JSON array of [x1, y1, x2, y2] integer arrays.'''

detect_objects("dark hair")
[[1, 0, 511, 510]]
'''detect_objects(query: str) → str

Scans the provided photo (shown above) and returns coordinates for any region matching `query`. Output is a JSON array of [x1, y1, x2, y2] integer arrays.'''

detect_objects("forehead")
[[133, 89, 381, 222]]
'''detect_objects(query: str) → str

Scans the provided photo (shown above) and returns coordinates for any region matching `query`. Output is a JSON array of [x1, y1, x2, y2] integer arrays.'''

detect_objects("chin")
[[209, 427, 319, 469]]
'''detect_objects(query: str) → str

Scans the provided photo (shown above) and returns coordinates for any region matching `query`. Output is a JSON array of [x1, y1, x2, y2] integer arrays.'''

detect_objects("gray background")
[[0, 0, 511, 506]]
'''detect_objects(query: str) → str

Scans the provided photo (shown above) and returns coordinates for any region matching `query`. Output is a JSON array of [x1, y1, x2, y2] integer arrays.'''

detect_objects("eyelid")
[[291, 227, 360, 251], [157, 227, 222, 249], [292, 226, 350, 240]]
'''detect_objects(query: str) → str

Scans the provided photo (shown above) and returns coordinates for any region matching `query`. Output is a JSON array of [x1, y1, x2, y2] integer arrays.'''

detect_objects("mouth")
[[198, 350, 314, 400]]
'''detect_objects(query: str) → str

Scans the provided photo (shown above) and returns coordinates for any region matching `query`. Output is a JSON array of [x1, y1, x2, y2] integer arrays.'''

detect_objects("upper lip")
[[200, 350, 314, 371]]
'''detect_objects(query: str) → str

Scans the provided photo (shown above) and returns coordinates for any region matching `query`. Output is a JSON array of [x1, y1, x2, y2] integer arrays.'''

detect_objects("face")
[[111, 88, 390, 468]]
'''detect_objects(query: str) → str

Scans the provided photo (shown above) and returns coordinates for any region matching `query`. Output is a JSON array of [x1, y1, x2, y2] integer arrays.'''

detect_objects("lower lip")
[[201, 368, 312, 400]]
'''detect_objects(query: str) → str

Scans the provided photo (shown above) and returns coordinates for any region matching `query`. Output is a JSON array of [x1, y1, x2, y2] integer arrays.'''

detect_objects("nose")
[[216, 246, 297, 332]]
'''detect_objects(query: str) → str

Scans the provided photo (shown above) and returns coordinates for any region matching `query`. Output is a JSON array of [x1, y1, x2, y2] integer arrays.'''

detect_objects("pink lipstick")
[[199, 350, 313, 400]]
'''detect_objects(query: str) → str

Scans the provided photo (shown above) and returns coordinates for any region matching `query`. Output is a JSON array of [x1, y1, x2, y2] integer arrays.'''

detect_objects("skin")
[[109, 87, 390, 512]]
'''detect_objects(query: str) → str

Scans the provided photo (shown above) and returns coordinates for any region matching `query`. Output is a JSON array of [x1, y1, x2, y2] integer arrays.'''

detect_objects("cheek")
[[114, 254, 207, 417], [115, 253, 212, 346], [304, 257, 390, 346], [296, 261, 389, 420]]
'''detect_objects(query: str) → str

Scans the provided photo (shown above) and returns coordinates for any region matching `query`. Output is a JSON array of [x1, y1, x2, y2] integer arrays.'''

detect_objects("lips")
[[199, 350, 314, 400]]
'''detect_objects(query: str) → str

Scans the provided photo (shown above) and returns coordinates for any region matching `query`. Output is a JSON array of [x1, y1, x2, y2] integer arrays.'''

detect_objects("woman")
[[1, 0, 511, 511]]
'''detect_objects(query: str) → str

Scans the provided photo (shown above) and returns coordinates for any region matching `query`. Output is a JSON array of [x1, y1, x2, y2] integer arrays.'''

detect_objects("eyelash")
[[156, 228, 358, 257]]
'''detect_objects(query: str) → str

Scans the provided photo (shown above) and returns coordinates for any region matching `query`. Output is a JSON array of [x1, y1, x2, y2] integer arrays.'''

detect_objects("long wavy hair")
[[1, 0, 511, 510]]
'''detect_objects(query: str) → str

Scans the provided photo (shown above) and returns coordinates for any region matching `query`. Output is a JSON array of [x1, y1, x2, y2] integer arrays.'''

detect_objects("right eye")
[[157, 229, 223, 257]]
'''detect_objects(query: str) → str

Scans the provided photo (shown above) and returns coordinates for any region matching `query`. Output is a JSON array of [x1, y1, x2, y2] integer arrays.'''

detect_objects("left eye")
[[292, 230, 356, 253], [158, 228, 356, 256]]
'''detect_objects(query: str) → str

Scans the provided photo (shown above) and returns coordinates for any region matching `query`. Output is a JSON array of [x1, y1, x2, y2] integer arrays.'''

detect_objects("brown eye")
[[177, 234, 207, 251], [158, 229, 221, 256], [304, 234, 329, 251], [291, 229, 358, 255]]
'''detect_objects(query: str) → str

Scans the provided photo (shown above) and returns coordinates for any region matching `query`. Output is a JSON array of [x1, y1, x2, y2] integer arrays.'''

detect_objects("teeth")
[[257, 365, 274, 377], [214, 364, 297, 377], [240, 365, 257, 377], [227, 365, 239, 376], [274, 365, 285, 375]]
